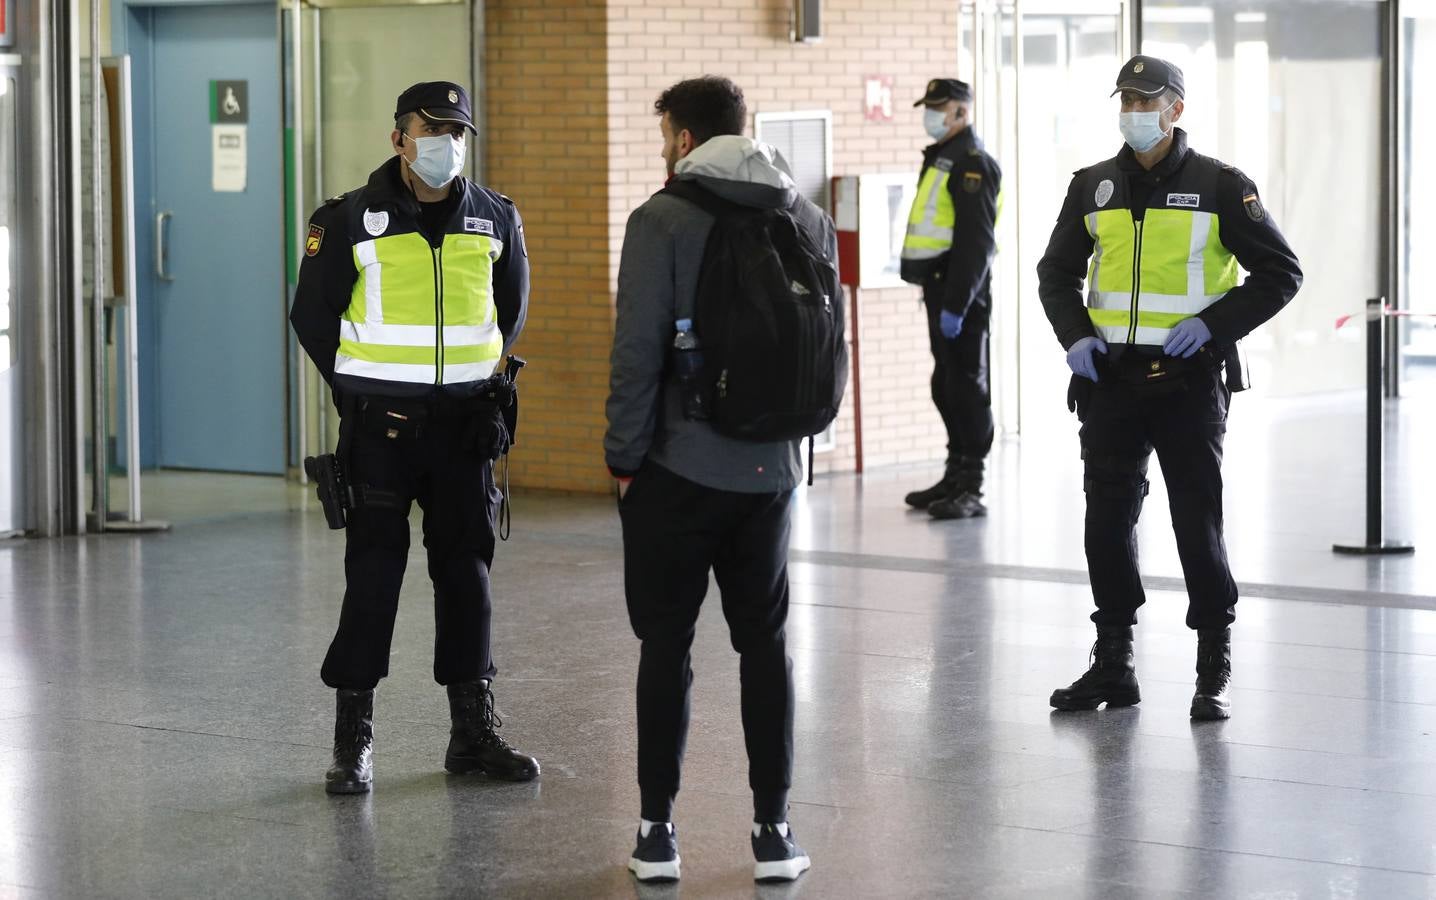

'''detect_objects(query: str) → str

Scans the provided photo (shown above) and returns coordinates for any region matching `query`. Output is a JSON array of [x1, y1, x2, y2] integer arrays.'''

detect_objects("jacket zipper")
[[431, 245, 444, 385], [1127, 219, 1144, 344]]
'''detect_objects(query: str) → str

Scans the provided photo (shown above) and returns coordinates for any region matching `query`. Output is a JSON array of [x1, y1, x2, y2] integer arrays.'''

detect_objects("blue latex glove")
[[1066, 336, 1108, 382], [1163, 317, 1212, 359], [939, 310, 964, 340]]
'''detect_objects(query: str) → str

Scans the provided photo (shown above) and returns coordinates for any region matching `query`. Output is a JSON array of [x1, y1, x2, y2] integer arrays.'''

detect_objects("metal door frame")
[[958, 1, 1135, 437], [11, 0, 85, 536]]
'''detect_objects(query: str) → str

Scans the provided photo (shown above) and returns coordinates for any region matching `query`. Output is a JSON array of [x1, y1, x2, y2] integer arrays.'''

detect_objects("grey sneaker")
[[752, 823, 811, 882], [628, 823, 680, 883]]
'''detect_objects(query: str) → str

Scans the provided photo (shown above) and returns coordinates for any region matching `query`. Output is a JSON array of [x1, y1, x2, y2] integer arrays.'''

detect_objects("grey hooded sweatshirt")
[[604, 135, 839, 494]]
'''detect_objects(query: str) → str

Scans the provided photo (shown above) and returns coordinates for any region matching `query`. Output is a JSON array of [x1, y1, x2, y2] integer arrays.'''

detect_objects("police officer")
[[900, 78, 1002, 520], [1037, 57, 1302, 720], [289, 82, 538, 792]]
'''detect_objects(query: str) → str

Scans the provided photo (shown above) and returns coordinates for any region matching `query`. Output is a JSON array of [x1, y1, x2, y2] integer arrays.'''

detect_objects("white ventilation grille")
[[754, 110, 832, 212]]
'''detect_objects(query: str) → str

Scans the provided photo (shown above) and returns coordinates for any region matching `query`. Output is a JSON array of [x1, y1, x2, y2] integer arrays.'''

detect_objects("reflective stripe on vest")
[[1083, 207, 1238, 346], [334, 231, 505, 385], [902, 163, 955, 260]]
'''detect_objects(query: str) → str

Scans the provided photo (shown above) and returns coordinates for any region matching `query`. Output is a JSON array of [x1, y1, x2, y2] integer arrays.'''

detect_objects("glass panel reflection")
[[1142, 0, 1384, 397]]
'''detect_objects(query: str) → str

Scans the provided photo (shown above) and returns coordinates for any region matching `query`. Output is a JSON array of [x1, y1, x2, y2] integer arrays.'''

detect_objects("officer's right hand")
[[1066, 336, 1108, 382]]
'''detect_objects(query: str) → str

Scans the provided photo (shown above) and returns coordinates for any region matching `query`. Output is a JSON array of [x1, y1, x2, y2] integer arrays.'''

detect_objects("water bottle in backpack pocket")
[[672, 318, 710, 421]]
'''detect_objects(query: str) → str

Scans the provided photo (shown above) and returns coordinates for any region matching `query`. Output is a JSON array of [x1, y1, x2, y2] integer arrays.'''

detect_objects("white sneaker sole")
[[629, 855, 681, 882], [754, 854, 811, 882]]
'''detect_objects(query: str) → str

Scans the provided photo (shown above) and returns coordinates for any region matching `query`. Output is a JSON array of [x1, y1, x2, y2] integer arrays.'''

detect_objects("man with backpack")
[[604, 75, 845, 885]]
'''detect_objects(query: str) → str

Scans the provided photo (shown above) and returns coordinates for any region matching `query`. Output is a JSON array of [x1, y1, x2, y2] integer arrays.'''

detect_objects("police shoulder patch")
[[305, 223, 325, 257], [962, 171, 983, 193], [1243, 193, 1266, 222]]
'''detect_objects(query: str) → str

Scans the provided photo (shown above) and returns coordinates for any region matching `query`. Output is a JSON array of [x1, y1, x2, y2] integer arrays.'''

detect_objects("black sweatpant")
[[1078, 364, 1237, 631], [320, 414, 501, 691], [618, 461, 795, 824], [923, 276, 994, 464]]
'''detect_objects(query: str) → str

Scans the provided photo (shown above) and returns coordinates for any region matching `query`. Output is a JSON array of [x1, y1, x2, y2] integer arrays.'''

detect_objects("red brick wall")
[[486, 0, 959, 491]]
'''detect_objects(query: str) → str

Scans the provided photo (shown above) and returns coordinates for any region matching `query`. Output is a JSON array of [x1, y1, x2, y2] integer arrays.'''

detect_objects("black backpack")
[[662, 180, 848, 446]]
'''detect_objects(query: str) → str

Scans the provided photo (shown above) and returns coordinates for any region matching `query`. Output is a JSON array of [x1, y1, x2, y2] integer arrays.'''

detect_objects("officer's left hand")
[[1163, 317, 1212, 359], [939, 310, 964, 340]]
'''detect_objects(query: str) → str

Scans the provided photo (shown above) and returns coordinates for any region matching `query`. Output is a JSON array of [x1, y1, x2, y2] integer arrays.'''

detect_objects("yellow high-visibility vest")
[[335, 231, 504, 386], [1079, 159, 1238, 346], [902, 158, 956, 262]]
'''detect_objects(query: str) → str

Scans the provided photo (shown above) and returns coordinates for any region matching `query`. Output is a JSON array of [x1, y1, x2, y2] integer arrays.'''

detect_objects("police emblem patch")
[[962, 171, 983, 193], [363, 208, 389, 237], [448, 89, 459, 103], [305, 223, 325, 257], [1134, 62, 1146, 74], [1243, 193, 1265, 222], [1166, 192, 1200, 208], [464, 216, 495, 236], [1095, 179, 1115, 208]]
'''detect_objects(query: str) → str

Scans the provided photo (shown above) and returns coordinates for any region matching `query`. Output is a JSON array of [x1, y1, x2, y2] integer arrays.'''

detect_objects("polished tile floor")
[[2, 390, 1435, 898]]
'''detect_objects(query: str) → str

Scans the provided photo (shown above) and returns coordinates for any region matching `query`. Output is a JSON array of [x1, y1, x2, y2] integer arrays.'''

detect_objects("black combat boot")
[[1050, 626, 1141, 710], [1190, 628, 1232, 720], [928, 458, 987, 520], [444, 680, 541, 781], [325, 688, 375, 794], [904, 459, 962, 510]]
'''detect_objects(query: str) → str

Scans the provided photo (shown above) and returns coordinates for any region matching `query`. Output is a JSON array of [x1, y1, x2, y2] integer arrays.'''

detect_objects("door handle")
[[155, 211, 174, 282]]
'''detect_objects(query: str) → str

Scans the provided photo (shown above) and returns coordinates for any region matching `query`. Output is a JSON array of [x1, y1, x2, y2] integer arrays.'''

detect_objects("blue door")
[[134, 3, 285, 474]]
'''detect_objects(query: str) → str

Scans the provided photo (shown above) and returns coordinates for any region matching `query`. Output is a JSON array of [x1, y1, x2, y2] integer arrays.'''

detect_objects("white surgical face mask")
[[404, 133, 466, 188], [923, 108, 951, 141], [1118, 103, 1175, 153]]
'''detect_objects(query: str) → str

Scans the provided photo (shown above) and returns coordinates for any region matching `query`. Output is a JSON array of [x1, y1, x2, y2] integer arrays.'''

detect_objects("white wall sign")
[[211, 124, 247, 193]]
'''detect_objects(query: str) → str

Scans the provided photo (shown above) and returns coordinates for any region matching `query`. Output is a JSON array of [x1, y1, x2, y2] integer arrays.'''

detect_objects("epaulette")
[[323, 193, 347, 207]]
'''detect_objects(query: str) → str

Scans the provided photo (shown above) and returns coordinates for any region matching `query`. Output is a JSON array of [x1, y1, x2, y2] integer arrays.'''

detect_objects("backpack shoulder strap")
[[659, 179, 741, 219]]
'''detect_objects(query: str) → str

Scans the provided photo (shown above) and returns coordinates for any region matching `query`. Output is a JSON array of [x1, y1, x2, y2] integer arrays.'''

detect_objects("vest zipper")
[[431, 245, 444, 385], [1127, 219, 1144, 344]]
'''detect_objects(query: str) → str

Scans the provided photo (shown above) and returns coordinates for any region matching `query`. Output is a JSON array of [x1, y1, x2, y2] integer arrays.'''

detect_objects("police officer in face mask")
[[289, 81, 537, 793], [1036, 56, 1302, 720], [900, 78, 1003, 520]]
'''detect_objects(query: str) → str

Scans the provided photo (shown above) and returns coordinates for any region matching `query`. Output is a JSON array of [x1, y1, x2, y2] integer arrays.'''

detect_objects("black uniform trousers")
[[320, 411, 501, 691], [1079, 362, 1238, 631], [618, 461, 795, 824], [922, 274, 994, 464]]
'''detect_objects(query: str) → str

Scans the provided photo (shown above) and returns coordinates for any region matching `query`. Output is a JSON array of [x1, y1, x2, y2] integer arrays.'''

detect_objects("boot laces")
[[466, 689, 511, 750], [334, 706, 367, 762]]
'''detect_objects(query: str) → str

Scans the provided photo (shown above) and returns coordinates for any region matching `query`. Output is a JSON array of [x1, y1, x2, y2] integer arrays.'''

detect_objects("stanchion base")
[[102, 516, 173, 534], [1333, 542, 1415, 556]]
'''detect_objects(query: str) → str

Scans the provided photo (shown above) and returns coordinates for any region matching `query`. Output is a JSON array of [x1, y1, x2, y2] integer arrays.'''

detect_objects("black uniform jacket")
[[900, 127, 1002, 319], [289, 156, 530, 399], [1036, 128, 1302, 351]]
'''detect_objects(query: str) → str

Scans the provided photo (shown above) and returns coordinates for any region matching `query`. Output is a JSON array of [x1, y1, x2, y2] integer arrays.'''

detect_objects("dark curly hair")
[[654, 76, 747, 146]]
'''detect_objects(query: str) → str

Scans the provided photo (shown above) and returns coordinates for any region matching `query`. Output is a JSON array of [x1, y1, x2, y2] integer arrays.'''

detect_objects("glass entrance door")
[[283, 0, 477, 468], [1401, 4, 1436, 395], [959, 1, 1132, 438]]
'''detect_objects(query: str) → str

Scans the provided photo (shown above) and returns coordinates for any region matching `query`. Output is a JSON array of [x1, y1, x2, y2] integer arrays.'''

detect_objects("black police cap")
[[1111, 55, 1185, 100], [395, 81, 476, 133], [913, 78, 973, 108]]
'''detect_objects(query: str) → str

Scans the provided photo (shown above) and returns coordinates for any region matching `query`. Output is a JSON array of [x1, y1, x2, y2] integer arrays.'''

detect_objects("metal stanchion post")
[[1333, 297, 1414, 555]]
